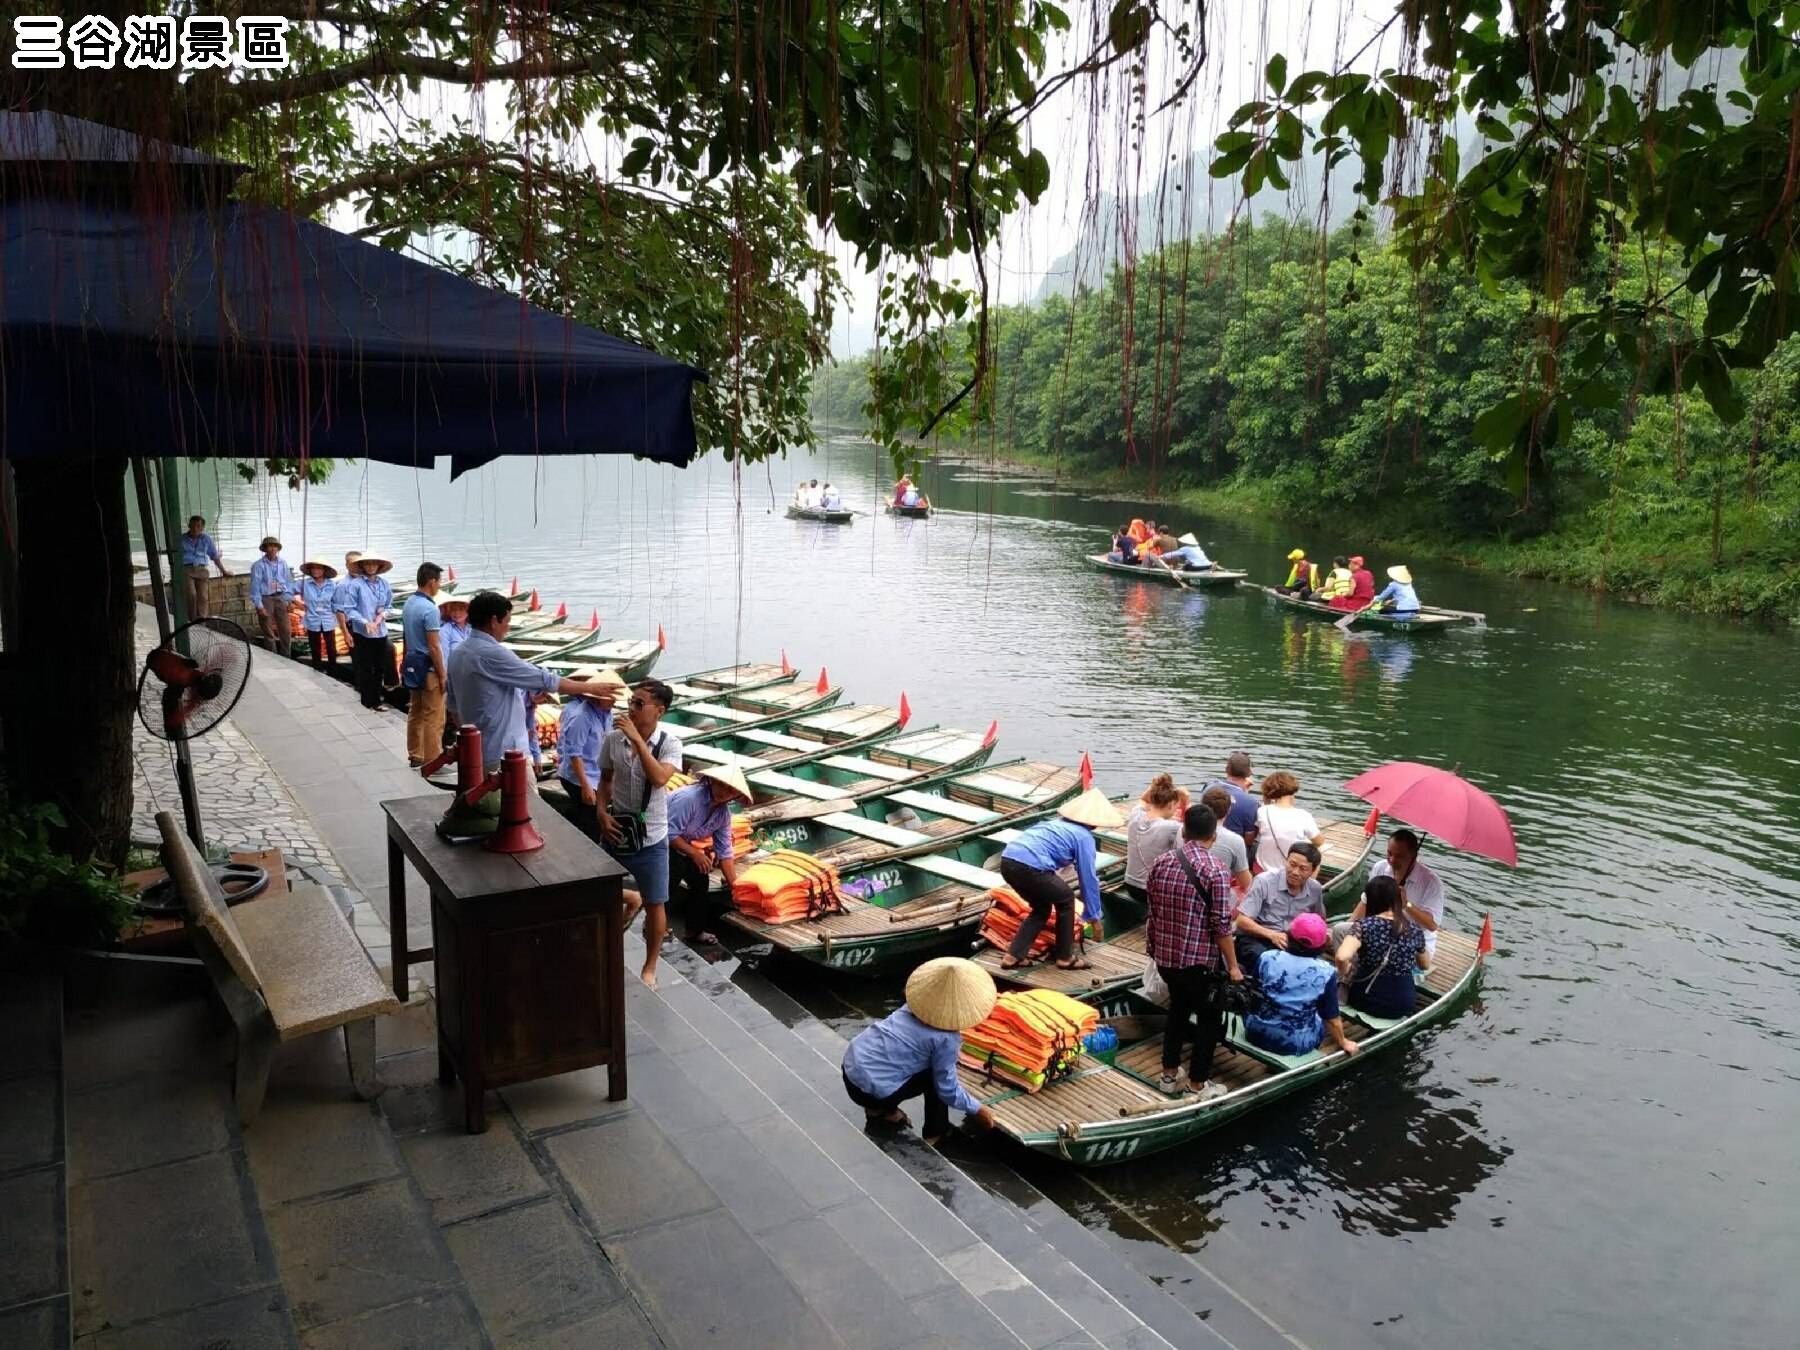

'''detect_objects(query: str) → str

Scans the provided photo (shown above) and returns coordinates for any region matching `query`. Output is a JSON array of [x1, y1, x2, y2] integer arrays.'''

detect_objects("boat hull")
[[1259, 586, 1475, 631], [1086, 555, 1246, 587], [885, 503, 933, 518], [786, 506, 855, 524]]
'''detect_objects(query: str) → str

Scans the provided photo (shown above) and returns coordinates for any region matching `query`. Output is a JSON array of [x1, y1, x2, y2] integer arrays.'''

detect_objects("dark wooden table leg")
[[387, 831, 409, 1002], [606, 892, 627, 1101]]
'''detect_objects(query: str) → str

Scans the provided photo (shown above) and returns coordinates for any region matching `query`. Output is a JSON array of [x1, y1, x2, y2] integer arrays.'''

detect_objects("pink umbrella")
[[1341, 762, 1518, 866]]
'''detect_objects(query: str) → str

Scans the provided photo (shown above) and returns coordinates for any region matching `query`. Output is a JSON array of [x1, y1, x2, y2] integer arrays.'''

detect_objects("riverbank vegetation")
[[812, 219, 1800, 621]]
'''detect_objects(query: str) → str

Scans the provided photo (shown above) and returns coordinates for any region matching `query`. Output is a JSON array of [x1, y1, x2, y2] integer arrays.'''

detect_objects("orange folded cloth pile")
[[731, 815, 755, 856], [730, 850, 844, 924], [959, 989, 1098, 1093], [978, 887, 1055, 957]]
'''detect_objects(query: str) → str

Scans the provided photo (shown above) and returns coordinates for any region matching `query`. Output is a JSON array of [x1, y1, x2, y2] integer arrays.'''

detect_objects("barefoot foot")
[[638, 967, 659, 991]]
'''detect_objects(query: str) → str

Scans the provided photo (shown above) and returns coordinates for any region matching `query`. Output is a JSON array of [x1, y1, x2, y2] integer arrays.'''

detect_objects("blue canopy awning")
[[1, 113, 705, 477]]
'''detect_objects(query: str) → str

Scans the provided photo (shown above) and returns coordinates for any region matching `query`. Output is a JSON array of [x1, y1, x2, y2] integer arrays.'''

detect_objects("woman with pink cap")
[[1243, 912, 1360, 1059]]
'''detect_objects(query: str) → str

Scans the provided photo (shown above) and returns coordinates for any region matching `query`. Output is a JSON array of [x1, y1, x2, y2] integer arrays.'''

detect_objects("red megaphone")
[[482, 749, 545, 853]]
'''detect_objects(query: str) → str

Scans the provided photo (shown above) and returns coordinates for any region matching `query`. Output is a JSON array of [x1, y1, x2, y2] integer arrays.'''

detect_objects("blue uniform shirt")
[[1164, 544, 1211, 568], [401, 591, 442, 658], [556, 698, 611, 786], [1207, 781, 1259, 839], [1001, 817, 1104, 919], [666, 782, 734, 858], [842, 1008, 983, 1114], [299, 577, 337, 632], [341, 574, 393, 637], [180, 532, 221, 568], [1372, 580, 1420, 614], [445, 630, 559, 764], [248, 555, 294, 609]]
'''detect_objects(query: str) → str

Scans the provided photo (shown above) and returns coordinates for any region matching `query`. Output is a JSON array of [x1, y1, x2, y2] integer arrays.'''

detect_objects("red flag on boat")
[[816, 667, 830, 695], [528, 589, 540, 612], [554, 601, 567, 621], [510, 575, 518, 595], [657, 623, 667, 651], [981, 720, 998, 749], [447, 565, 456, 583], [1363, 805, 1381, 835], [1478, 913, 1494, 957], [897, 692, 911, 729], [1079, 752, 1093, 790], [589, 609, 600, 631], [780, 649, 792, 675]]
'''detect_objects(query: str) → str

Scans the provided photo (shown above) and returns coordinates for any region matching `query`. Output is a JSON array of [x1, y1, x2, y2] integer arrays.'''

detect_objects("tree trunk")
[[4, 458, 136, 867]]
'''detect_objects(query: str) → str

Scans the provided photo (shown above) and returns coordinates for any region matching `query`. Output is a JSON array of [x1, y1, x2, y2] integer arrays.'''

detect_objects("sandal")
[[1158, 1073, 1191, 1096], [999, 956, 1036, 971], [1055, 957, 1095, 971]]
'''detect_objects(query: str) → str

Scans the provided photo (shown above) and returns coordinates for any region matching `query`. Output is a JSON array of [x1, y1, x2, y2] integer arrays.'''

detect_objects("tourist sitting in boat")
[[997, 788, 1125, 972], [820, 482, 843, 510], [1234, 840, 1326, 968], [1276, 548, 1319, 599], [1335, 875, 1430, 1020], [1253, 771, 1325, 873], [1108, 526, 1141, 564], [1347, 555, 1376, 610], [1370, 564, 1420, 615], [1244, 913, 1360, 1058], [1354, 828, 1444, 956], [1200, 787, 1253, 895], [1143, 524, 1179, 556], [1160, 533, 1213, 571], [1146, 804, 1244, 1099], [893, 475, 913, 505], [1126, 517, 1153, 548], [1123, 774, 1187, 902], [1319, 556, 1356, 608], [841, 957, 997, 1146], [900, 484, 928, 509]]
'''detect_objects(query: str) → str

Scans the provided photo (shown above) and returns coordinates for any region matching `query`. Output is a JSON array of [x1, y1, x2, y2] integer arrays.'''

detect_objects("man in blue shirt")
[[445, 590, 618, 769], [400, 563, 448, 765], [841, 957, 998, 1145], [438, 594, 471, 743], [179, 515, 228, 619], [996, 788, 1123, 973], [248, 535, 295, 654], [341, 553, 395, 711], [551, 664, 624, 829], [666, 763, 754, 945], [1207, 752, 1260, 856]]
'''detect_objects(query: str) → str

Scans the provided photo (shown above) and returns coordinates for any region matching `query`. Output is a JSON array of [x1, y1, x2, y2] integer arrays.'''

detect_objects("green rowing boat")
[[885, 502, 933, 518], [735, 726, 998, 817], [680, 702, 905, 768], [653, 681, 844, 743], [534, 639, 662, 683], [1085, 554, 1247, 587], [964, 925, 1485, 1166], [786, 505, 855, 524], [1259, 586, 1479, 631], [664, 662, 800, 705]]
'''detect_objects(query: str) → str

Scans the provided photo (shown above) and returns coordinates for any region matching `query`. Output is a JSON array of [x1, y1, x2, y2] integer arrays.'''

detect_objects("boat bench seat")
[[884, 789, 999, 825], [1222, 1013, 1327, 1072], [687, 743, 766, 770], [157, 811, 398, 1125], [907, 853, 1002, 889], [747, 769, 847, 800], [819, 754, 913, 781], [817, 814, 929, 848]]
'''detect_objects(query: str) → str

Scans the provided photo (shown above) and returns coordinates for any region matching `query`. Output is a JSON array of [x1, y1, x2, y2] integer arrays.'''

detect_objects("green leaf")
[[1266, 54, 1287, 97], [1107, 0, 1151, 55], [620, 138, 654, 178], [1475, 113, 1513, 142], [1689, 342, 1746, 422], [1473, 392, 1529, 450], [1018, 146, 1051, 204]]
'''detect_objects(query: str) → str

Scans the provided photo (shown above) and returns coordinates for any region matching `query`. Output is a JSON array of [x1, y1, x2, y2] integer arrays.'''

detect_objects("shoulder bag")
[[605, 731, 666, 855]]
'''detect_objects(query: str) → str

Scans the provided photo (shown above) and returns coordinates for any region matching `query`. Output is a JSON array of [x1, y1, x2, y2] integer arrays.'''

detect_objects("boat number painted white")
[[829, 945, 877, 967], [763, 824, 810, 846], [863, 868, 902, 895], [1085, 1136, 1143, 1162]]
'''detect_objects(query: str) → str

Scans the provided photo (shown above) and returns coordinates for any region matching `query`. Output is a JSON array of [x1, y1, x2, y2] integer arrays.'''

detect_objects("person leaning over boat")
[[248, 536, 296, 654], [180, 515, 228, 619], [996, 788, 1125, 973], [597, 679, 684, 990], [1276, 548, 1320, 599], [1200, 787, 1253, 896], [1319, 555, 1356, 609], [667, 764, 754, 947], [1123, 774, 1186, 902], [841, 957, 997, 1146], [298, 559, 339, 672], [400, 563, 449, 767], [1160, 533, 1214, 571], [551, 665, 623, 835], [445, 589, 618, 771], [1207, 752, 1260, 856], [1347, 555, 1376, 611], [1351, 828, 1444, 956], [1253, 771, 1325, 874], [1369, 564, 1421, 616], [1245, 913, 1359, 1058], [1334, 875, 1430, 1020], [1145, 804, 1244, 1099], [341, 553, 397, 712], [1234, 841, 1326, 968]]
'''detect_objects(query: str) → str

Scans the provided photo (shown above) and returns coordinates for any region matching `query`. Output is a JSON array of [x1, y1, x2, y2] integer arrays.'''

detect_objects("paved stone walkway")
[[89, 610, 1216, 1349]]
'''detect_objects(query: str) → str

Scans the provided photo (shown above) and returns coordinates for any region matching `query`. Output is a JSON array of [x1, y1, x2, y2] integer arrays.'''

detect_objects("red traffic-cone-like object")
[[1477, 913, 1494, 958], [1079, 752, 1094, 790], [555, 601, 568, 621], [447, 565, 457, 584], [897, 692, 911, 729], [816, 668, 830, 696], [780, 649, 793, 675], [1363, 805, 1381, 835], [528, 589, 541, 612], [981, 720, 998, 749], [658, 623, 667, 651], [589, 609, 600, 631], [510, 575, 518, 596], [484, 750, 545, 853]]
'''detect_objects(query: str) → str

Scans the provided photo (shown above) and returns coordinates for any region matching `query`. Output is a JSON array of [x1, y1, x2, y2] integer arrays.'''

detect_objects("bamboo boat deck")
[[665, 685, 842, 739], [970, 933, 1150, 997], [941, 761, 1081, 809], [727, 873, 995, 953], [685, 704, 898, 766], [965, 927, 1483, 1144], [1318, 818, 1376, 881], [867, 728, 991, 771]]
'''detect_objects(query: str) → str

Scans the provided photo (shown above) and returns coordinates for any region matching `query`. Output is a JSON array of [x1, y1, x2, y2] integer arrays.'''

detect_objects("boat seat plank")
[[907, 854, 1003, 889], [817, 754, 915, 781], [882, 790, 1001, 825], [1222, 1013, 1328, 1071], [745, 769, 846, 798], [813, 814, 931, 848]]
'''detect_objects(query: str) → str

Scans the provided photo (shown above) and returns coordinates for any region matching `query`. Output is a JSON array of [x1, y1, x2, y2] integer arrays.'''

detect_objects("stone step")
[[0, 972, 70, 1348]]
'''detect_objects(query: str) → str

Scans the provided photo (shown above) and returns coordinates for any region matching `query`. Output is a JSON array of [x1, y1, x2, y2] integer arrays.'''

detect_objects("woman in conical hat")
[[298, 559, 341, 673], [841, 957, 998, 1145], [1370, 563, 1421, 617], [666, 761, 759, 947], [994, 786, 1125, 973]]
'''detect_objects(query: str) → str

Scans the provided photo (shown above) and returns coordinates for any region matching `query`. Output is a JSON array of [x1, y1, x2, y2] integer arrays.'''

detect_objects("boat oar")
[[1425, 605, 1488, 627], [1153, 555, 1192, 590], [1334, 602, 1377, 633]]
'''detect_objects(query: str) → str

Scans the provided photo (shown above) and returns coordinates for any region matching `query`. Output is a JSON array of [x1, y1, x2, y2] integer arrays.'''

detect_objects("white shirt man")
[[1365, 830, 1445, 954]]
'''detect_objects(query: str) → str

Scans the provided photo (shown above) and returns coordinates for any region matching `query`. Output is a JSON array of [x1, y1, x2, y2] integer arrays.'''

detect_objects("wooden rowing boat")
[[1085, 554, 1247, 587], [681, 703, 905, 769], [735, 726, 998, 817], [726, 760, 1084, 873], [786, 505, 855, 524], [663, 662, 800, 705], [534, 639, 662, 683], [885, 502, 933, 519], [965, 924, 1485, 1165], [654, 681, 845, 743], [720, 819, 1124, 974], [1258, 586, 1477, 631]]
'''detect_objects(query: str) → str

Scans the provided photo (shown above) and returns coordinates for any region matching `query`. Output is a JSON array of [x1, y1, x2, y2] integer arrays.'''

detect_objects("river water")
[[185, 439, 1800, 1349]]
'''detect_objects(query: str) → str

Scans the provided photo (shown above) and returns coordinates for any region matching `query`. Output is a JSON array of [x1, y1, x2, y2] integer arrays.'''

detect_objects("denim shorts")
[[606, 836, 670, 905]]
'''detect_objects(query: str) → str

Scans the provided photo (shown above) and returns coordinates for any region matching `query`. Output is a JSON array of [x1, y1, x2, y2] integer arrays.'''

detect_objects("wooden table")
[[381, 793, 629, 1132]]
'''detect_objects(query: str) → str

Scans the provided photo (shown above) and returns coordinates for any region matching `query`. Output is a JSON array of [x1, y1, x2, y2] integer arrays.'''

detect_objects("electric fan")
[[136, 618, 253, 742]]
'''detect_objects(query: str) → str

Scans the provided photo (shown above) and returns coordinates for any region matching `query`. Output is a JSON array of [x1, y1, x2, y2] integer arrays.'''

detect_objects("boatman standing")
[[400, 563, 449, 767], [180, 516, 228, 619], [248, 536, 295, 652]]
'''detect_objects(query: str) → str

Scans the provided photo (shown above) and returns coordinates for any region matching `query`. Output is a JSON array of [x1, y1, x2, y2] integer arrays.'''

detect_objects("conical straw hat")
[[438, 593, 469, 613], [302, 557, 338, 578], [1387, 564, 1413, 584], [1058, 787, 1125, 830], [568, 666, 629, 699], [697, 764, 755, 806], [356, 553, 394, 574], [905, 958, 997, 1032], [1178, 532, 1200, 547]]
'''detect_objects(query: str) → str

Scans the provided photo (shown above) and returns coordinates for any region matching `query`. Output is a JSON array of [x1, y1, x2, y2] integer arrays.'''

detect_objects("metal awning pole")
[[132, 460, 205, 849]]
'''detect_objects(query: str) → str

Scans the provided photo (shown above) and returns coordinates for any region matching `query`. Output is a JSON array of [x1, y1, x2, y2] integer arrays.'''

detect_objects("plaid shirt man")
[[1145, 840, 1235, 970]]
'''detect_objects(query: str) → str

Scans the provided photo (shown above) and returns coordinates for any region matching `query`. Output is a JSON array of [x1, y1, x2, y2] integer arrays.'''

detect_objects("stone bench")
[[156, 811, 399, 1123]]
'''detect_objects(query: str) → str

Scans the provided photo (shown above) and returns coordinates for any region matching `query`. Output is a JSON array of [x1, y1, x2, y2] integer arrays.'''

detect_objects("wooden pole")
[[132, 460, 206, 850]]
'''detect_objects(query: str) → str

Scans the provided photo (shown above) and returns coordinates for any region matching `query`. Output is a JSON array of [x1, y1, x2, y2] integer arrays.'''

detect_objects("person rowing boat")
[[1159, 533, 1213, 571]]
